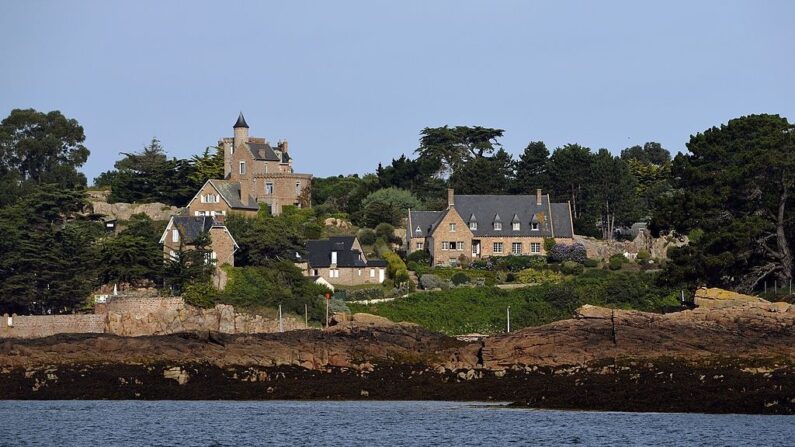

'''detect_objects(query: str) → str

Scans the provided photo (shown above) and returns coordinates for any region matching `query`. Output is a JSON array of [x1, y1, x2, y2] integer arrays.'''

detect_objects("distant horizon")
[[2, 1, 793, 183]]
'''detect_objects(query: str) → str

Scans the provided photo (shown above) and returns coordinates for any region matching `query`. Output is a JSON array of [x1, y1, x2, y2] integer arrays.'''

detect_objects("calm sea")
[[0, 401, 792, 446]]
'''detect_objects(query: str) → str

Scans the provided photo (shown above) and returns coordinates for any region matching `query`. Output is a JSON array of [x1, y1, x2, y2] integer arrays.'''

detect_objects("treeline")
[[314, 126, 672, 238]]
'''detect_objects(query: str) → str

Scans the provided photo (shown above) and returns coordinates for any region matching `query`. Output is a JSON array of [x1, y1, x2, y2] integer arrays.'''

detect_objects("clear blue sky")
[[1, 1, 793, 184]]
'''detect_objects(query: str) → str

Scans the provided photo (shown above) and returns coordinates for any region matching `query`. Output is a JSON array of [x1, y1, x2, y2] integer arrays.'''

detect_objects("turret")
[[233, 112, 249, 150]]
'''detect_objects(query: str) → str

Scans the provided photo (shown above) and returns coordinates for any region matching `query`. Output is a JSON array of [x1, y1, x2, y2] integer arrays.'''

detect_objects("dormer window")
[[494, 222, 502, 231], [512, 222, 520, 231], [469, 222, 477, 230], [415, 226, 421, 233], [531, 222, 540, 231]]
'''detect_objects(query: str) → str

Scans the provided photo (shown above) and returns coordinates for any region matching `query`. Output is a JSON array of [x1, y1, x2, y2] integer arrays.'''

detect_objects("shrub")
[[406, 249, 431, 266], [492, 255, 536, 272], [583, 258, 599, 268], [343, 287, 385, 302], [451, 272, 470, 286], [357, 228, 377, 245], [420, 274, 450, 290], [506, 272, 516, 283], [375, 223, 396, 241], [636, 249, 651, 264], [543, 237, 556, 253], [382, 251, 409, 284], [608, 254, 628, 271], [182, 282, 217, 308], [560, 261, 584, 275], [515, 268, 563, 284], [548, 243, 587, 264]]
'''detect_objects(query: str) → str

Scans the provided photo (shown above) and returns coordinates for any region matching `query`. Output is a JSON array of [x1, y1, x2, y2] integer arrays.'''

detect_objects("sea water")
[[0, 400, 792, 446]]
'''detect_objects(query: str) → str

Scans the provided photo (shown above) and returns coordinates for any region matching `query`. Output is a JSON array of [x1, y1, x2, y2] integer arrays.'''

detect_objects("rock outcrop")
[[575, 230, 688, 260], [693, 287, 770, 308]]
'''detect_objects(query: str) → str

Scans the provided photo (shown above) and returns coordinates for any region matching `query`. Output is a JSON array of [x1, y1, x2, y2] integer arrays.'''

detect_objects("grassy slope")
[[349, 270, 680, 335]]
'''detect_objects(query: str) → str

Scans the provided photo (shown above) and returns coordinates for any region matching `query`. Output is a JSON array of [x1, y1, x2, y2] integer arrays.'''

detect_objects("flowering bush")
[[548, 243, 587, 264]]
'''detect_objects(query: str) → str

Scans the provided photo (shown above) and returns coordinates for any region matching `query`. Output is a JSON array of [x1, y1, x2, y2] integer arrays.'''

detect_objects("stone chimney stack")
[[233, 112, 249, 150], [447, 188, 455, 209], [536, 189, 543, 206], [279, 139, 289, 153]]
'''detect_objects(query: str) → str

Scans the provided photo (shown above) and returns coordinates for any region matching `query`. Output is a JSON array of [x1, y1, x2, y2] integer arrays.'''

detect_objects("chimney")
[[447, 189, 455, 209], [536, 189, 542, 206], [279, 139, 289, 153]]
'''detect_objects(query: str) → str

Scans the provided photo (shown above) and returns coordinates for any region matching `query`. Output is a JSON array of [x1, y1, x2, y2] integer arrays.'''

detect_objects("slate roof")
[[171, 216, 216, 244], [305, 236, 384, 268], [409, 210, 445, 238], [246, 142, 281, 161], [234, 112, 249, 128], [208, 180, 259, 210], [408, 194, 574, 239]]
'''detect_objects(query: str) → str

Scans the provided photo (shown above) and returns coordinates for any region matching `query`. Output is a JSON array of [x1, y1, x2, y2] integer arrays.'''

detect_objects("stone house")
[[299, 236, 388, 286], [186, 113, 312, 218], [159, 216, 239, 289], [407, 189, 575, 266]]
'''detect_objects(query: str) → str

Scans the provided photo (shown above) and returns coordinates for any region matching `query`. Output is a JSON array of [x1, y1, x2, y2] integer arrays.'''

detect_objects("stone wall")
[[91, 199, 181, 222], [1, 296, 308, 339], [0, 314, 106, 339]]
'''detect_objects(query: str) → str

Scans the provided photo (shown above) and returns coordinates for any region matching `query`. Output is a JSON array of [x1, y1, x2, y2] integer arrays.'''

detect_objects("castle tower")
[[233, 112, 249, 149]]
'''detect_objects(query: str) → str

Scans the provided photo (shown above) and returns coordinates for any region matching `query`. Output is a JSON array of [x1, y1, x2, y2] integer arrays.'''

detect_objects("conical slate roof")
[[233, 112, 249, 128]]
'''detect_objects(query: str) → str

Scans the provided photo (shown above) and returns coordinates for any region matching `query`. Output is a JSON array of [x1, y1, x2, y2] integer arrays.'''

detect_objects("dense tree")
[[97, 214, 163, 286], [103, 138, 198, 206], [358, 187, 421, 227], [448, 149, 514, 194], [620, 142, 671, 165], [547, 144, 593, 219], [653, 114, 795, 291], [225, 209, 309, 266], [586, 149, 640, 240], [513, 141, 551, 194], [189, 146, 224, 185], [416, 126, 504, 177], [376, 154, 447, 205], [163, 231, 214, 294]]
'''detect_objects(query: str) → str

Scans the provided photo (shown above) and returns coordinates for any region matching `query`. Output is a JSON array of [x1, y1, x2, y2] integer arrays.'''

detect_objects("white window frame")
[[416, 242, 424, 250], [295, 181, 301, 194], [331, 251, 338, 264], [449, 223, 456, 232], [458, 241, 465, 251], [531, 222, 540, 231], [531, 242, 541, 254], [493, 242, 503, 254], [469, 222, 477, 230], [512, 242, 522, 255], [172, 228, 179, 243], [442, 241, 450, 250], [265, 182, 273, 195], [369, 268, 375, 278], [512, 222, 520, 231], [239, 161, 246, 175], [494, 222, 502, 231]]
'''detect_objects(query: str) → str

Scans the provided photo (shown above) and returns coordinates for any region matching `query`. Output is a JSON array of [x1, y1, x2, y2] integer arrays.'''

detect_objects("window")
[[531, 222, 539, 231], [493, 242, 503, 254], [295, 181, 301, 194], [204, 251, 217, 265], [201, 194, 219, 203], [531, 242, 541, 254], [313, 269, 319, 276], [331, 251, 338, 264], [239, 161, 246, 175], [370, 268, 375, 278], [449, 223, 456, 232], [416, 242, 424, 250], [172, 228, 179, 243], [442, 241, 450, 250], [512, 242, 522, 255], [265, 182, 273, 195], [169, 250, 177, 260], [358, 269, 362, 276], [469, 222, 477, 230], [494, 222, 502, 231], [415, 226, 421, 233], [457, 241, 465, 251], [195, 211, 206, 216], [330, 269, 339, 278], [512, 222, 520, 231]]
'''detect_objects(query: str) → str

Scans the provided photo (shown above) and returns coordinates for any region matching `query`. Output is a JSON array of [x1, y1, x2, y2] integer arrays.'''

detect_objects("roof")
[[410, 195, 574, 239], [208, 180, 259, 210], [409, 210, 445, 238], [306, 236, 379, 268], [454, 194, 562, 237], [233, 112, 249, 128], [246, 142, 282, 161], [159, 216, 240, 249]]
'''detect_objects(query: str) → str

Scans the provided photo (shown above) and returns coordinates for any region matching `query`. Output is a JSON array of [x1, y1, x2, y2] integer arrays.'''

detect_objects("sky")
[[1, 1, 794, 184]]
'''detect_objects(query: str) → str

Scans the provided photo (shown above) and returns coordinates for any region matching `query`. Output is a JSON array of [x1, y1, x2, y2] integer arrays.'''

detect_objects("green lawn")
[[349, 270, 679, 335]]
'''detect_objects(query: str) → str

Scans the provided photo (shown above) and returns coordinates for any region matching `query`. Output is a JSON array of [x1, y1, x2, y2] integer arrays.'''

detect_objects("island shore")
[[2, 303, 793, 414]]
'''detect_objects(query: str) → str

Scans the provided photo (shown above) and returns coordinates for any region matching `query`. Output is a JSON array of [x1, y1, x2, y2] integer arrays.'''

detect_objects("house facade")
[[159, 216, 239, 289], [299, 236, 387, 286], [187, 113, 312, 217], [407, 189, 575, 266]]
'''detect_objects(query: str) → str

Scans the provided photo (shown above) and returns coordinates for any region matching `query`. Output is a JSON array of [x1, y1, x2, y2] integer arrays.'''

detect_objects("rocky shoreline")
[[2, 304, 794, 414]]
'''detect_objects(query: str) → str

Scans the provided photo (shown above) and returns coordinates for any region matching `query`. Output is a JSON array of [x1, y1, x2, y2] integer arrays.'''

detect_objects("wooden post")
[[506, 306, 511, 333], [305, 303, 308, 328], [278, 304, 283, 333]]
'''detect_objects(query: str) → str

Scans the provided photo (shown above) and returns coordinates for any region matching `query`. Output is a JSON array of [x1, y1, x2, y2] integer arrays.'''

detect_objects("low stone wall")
[[1, 296, 308, 339], [0, 314, 106, 339]]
